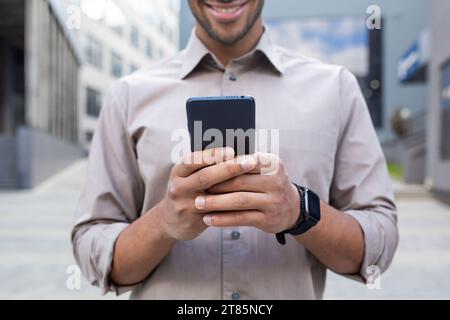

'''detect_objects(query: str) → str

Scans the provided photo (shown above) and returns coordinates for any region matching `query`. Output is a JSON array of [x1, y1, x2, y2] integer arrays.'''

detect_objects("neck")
[[196, 19, 264, 66]]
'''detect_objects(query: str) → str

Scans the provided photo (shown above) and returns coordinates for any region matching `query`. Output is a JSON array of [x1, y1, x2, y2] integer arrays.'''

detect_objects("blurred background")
[[0, 0, 449, 299]]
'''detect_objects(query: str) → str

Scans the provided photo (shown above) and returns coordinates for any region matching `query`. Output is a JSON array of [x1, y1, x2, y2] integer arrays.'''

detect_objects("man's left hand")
[[195, 153, 300, 234]]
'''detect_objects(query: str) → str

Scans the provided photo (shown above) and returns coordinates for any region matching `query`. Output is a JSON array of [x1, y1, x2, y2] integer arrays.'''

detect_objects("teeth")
[[213, 6, 240, 14]]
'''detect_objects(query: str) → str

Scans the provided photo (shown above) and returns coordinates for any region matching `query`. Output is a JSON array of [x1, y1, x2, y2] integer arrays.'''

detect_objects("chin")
[[214, 26, 244, 41]]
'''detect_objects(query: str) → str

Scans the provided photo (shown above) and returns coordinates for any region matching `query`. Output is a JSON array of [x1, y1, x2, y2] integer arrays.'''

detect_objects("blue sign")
[[398, 30, 429, 83]]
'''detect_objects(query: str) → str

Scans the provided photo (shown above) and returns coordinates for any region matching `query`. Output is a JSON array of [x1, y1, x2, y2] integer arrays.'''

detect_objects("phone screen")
[[186, 96, 256, 155]]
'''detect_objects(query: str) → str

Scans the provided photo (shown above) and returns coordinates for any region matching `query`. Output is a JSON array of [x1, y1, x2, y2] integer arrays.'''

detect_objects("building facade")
[[0, 0, 81, 189], [426, 0, 450, 194], [71, 0, 180, 150], [394, 1, 450, 192]]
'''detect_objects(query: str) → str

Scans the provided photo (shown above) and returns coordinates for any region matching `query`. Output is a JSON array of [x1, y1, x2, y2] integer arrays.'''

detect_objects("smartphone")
[[186, 96, 256, 155]]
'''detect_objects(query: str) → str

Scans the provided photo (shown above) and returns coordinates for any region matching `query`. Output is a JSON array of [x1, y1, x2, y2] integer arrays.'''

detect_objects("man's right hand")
[[111, 147, 256, 286], [157, 147, 256, 241]]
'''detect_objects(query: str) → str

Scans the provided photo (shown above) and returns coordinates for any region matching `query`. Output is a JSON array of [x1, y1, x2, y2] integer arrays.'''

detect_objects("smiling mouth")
[[209, 5, 242, 14], [204, 1, 248, 14]]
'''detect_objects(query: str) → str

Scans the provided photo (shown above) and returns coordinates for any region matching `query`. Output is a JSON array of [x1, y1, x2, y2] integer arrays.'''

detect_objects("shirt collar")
[[179, 27, 284, 79]]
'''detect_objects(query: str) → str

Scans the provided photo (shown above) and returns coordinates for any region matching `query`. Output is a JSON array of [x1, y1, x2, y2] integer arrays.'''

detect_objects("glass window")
[[111, 25, 124, 36], [167, 29, 173, 43], [85, 34, 103, 69], [145, 38, 153, 59], [86, 87, 102, 118], [267, 16, 383, 128], [129, 63, 138, 74], [159, 21, 165, 35], [85, 131, 94, 143], [111, 51, 123, 78], [130, 25, 140, 49], [441, 61, 450, 160]]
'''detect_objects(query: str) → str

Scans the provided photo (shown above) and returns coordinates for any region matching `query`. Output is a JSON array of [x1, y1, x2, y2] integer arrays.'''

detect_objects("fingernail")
[[240, 157, 254, 170], [195, 196, 206, 209], [223, 147, 235, 160], [203, 215, 212, 226]]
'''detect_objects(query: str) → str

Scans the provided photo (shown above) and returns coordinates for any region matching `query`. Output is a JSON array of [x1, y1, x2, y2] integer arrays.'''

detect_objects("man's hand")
[[111, 147, 258, 285], [199, 153, 300, 234], [158, 147, 257, 240]]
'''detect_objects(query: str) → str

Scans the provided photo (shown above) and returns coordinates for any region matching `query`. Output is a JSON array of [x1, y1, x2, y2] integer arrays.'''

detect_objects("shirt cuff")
[[92, 222, 136, 295], [341, 209, 390, 282]]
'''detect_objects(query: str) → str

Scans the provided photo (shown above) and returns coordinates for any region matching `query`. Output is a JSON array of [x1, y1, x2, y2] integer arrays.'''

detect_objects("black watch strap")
[[276, 184, 320, 245], [276, 232, 288, 245]]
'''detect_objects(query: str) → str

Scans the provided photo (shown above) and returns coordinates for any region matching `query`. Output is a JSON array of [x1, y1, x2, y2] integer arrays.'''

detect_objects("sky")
[[267, 16, 369, 77]]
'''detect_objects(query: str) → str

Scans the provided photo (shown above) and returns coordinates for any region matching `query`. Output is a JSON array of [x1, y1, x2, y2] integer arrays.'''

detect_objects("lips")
[[213, 6, 242, 14], [203, 0, 249, 23]]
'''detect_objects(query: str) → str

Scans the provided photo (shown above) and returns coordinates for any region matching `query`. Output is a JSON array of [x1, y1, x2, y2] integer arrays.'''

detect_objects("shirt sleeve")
[[330, 68, 399, 282], [71, 81, 145, 295]]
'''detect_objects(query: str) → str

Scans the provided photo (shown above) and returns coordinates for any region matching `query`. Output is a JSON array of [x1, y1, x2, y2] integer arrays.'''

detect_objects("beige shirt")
[[72, 29, 398, 300]]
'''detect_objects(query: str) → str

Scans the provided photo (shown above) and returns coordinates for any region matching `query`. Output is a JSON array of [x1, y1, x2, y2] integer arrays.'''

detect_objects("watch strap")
[[276, 184, 320, 245], [288, 216, 318, 235], [276, 232, 287, 245], [275, 183, 304, 245]]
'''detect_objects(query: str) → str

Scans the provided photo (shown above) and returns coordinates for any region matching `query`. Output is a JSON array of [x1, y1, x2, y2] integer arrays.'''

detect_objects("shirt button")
[[228, 73, 237, 81], [231, 231, 240, 240], [231, 292, 240, 300]]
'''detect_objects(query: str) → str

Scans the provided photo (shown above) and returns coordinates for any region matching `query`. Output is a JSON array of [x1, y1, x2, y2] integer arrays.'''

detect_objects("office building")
[[395, 1, 450, 193], [0, 0, 81, 189], [426, 1, 450, 194], [70, 0, 180, 150]]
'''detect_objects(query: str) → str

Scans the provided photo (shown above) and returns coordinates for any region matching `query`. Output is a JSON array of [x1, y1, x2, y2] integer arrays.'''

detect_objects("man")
[[72, 0, 398, 299]]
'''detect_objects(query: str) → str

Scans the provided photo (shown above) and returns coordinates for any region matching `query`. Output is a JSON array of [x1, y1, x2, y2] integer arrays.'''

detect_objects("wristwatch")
[[276, 184, 321, 245]]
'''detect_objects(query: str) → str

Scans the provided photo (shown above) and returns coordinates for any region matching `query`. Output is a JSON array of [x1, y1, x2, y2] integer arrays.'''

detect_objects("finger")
[[194, 192, 268, 212], [207, 174, 271, 194], [173, 147, 235, 177], [185, 155, 257, 191], [203, 210, 264, 228], [248, 153, 283, 175]]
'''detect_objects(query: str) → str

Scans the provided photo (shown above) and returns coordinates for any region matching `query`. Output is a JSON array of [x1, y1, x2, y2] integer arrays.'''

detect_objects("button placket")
[[222, 226, 245, 299], [220, 63, 245, 300], [228, 72, 237, 82], [222, 66, 240, 97], [231, 292, 241, 300]]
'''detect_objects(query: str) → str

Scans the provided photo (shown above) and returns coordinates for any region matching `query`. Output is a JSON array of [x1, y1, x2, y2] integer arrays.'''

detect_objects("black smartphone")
[[186, 96, 256, 155]]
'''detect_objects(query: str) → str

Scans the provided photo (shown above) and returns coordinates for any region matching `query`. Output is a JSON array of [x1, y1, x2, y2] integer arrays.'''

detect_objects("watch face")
[[306, 190, 321, 222], [286, 185, 321, 236]]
